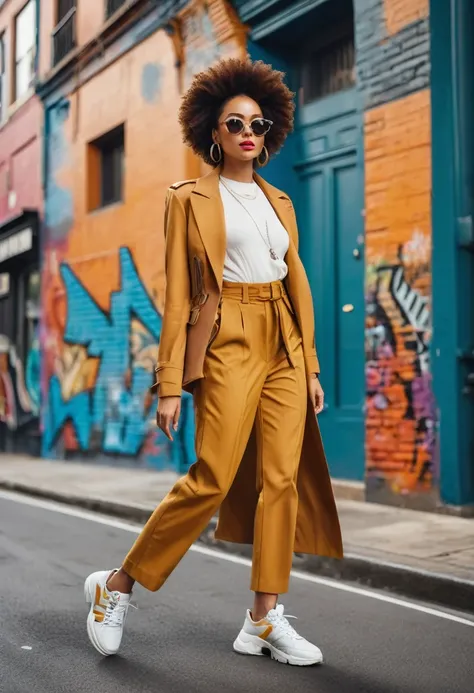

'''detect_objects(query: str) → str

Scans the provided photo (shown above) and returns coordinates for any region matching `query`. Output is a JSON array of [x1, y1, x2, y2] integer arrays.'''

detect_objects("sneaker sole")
[[84, 574, 115, 657], [233, 633, 323, 667]]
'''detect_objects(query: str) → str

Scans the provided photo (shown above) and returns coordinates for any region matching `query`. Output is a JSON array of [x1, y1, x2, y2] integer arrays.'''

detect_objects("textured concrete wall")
[[41, 0, 245, 469], [356, 0, 435, 501]]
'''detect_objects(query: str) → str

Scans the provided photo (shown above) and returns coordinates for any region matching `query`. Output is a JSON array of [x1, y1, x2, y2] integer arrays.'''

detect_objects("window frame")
[[299, 22, 355, 105], [87, 124, 125, 212], [14, 0, 37, 103]]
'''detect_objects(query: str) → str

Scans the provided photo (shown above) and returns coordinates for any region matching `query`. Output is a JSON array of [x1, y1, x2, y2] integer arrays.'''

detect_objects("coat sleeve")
[[151, 188, 191, 397]]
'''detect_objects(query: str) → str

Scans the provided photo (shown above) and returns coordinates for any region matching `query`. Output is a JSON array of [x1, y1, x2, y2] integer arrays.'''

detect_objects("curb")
[[2, 480, 474, 615]]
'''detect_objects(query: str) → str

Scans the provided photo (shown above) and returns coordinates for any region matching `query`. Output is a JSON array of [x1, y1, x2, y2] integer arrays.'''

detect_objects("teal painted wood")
[[296, 88, 365, 480], [430, 0, 474, 506], [248, 35, 365, 481], [246, 40, 299, 202]]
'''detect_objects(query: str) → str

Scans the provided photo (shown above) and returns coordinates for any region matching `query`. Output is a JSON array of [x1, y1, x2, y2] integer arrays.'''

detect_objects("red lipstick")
[[239, 141, 255, 150]]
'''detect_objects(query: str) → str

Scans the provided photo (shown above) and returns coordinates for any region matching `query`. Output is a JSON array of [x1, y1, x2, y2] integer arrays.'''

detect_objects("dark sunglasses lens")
[[226, 118, 244, 134], [251, 119, 270, 136]]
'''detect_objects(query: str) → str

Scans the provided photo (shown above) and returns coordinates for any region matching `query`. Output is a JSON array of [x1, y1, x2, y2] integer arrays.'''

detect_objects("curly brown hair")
[[178, 58, 295, 167]]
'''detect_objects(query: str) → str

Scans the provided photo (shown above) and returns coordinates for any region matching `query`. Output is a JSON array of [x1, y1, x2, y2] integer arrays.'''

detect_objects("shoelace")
[[266, 605, 300, 639], [103, 594, 137, 627]]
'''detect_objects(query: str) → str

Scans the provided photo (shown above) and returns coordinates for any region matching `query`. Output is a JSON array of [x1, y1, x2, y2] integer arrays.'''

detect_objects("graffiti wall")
[[365, 90, 436, 499], [41, 3, 244, 470], [0, 333, 39, 430]]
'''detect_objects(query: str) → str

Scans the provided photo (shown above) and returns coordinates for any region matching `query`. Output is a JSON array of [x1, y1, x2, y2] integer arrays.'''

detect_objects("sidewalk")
[[1, 454, 473, 612]]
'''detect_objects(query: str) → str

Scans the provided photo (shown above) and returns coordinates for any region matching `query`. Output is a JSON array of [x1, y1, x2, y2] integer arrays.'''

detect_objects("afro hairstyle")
[[178, 58, 295, 167]]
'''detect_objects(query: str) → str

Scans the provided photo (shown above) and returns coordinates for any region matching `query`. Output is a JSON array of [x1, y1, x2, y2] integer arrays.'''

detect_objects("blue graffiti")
[[44, 247, 184, 461], [25, 328, 41, 414]]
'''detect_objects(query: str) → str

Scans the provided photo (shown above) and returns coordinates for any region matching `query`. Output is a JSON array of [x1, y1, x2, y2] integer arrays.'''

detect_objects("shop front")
[[0, 210, 40, 455]]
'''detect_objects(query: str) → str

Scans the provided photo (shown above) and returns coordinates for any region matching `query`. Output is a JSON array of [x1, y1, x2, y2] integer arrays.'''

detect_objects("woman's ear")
[[212, 128, 219, 144]]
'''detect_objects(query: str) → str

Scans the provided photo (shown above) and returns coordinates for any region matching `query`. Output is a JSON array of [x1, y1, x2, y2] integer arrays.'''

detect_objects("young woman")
[[84, 58, 343, 667]]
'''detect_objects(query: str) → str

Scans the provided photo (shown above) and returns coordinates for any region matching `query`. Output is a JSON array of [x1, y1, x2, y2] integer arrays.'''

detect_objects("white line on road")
[[2, 489, 474, 629]]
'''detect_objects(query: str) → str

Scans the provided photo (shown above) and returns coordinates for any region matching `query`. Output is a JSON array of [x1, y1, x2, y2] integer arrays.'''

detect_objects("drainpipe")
[[431, 0, 474, 508]]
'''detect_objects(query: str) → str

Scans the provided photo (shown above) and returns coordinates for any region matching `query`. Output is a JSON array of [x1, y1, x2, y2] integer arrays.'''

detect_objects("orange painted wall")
[[365, 89, 434, 494], [384, 0, 429, 35], [42, 0, 245, 465]]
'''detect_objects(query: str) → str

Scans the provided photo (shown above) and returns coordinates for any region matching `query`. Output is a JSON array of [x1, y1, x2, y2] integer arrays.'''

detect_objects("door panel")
[[297, 94, 365, 480]]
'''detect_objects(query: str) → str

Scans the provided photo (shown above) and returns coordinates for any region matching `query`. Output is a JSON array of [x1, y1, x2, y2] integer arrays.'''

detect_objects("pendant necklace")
[[220, 176, 258, 201], [220, 177, 281, 263]]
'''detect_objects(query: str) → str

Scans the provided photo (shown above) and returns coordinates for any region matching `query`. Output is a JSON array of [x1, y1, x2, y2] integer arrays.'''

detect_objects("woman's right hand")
[[157, 396, 181, 441]]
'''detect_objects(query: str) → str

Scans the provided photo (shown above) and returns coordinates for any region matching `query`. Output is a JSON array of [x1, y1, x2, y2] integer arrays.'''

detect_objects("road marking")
[[1, 489, 474, 629], [21, 646, 32, 651]]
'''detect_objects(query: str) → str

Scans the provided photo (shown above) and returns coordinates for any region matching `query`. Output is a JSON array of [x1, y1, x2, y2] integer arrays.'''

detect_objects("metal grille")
[[301, 34, 355, 104], [57, 0, 76, 21], [106, 0, 128, 19], [52, 6, 76, 66]]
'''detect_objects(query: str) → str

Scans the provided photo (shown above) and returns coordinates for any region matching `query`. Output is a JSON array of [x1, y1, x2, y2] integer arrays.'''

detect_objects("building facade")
[[38, 0, 246, 470], [0, 0, 42, 455], [36, 0, 474, 511]]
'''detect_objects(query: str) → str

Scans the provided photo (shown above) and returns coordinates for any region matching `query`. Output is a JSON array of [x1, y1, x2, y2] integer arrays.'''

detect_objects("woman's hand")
[[157, 396, 181, 441], [309, 375, 324, 415]]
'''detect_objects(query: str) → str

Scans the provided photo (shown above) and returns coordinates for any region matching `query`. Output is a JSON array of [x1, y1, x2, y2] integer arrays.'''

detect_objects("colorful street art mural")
[[365, 230, 436, 494], [42, 245, 195, 470], [39, 3, 244, 471], [0, 333, 39, 430]]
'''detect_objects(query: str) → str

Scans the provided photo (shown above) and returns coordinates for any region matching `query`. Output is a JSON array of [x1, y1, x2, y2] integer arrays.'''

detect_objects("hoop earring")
[[257, 146, 269, 168], [210, 142, 222, 164]]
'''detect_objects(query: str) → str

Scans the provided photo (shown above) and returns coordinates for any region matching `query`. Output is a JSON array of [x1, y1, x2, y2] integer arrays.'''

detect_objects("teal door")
[[296, 89, 365, 480]]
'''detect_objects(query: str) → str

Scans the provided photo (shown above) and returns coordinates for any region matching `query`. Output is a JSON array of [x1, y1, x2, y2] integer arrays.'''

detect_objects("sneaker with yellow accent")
[[84, 570, 132, 656], [233, 604, 323, 666]]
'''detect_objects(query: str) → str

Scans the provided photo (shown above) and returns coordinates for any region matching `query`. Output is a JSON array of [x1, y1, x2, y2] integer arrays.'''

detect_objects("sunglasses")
[[221, 117, 273, 137]]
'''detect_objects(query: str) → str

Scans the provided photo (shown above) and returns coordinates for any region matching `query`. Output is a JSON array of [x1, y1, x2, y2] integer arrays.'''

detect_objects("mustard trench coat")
[[152, 167, 343, 559]]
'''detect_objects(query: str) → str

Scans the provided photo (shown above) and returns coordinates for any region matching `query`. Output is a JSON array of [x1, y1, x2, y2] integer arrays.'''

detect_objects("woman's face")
[[213, 95, 266, 165]]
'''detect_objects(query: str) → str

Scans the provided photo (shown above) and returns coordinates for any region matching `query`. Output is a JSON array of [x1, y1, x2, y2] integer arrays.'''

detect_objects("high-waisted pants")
[[123, 280, 308, 595]]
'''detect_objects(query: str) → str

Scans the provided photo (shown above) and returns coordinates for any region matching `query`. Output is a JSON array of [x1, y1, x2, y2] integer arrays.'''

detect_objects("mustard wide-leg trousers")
[[123, 280, 307, 594]]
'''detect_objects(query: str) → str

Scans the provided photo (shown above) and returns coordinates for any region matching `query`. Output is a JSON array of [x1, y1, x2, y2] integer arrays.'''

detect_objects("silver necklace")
[[220, 176, 258, 200], [220, 178, 280, 260]]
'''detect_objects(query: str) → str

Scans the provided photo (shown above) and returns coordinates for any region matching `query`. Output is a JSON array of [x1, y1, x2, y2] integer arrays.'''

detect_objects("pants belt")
[[221, 280, 286, 303]]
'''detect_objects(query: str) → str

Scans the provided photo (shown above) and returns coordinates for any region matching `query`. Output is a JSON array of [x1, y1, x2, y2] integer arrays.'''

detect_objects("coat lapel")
[[254, 173, 297, 247], [190, 168, 227, 289]]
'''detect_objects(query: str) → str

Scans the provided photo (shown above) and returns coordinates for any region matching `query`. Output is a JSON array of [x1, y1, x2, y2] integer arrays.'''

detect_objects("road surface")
[[0, 490, 473, 693]]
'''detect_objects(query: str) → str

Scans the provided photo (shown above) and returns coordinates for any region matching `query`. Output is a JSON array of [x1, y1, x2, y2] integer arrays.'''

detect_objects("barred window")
[[300, 34, 355, 104]]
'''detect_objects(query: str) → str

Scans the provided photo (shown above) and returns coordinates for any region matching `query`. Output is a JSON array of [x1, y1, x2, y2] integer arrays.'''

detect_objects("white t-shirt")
[[219, 176, 289, 283]]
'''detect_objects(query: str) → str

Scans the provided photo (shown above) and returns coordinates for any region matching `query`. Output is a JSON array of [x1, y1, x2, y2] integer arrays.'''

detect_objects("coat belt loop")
[[242, 285, 249, 304]]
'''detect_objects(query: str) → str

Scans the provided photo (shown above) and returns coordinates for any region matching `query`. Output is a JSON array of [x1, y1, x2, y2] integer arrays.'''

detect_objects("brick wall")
[[41, 0, 245, 469], [355, 0, 430, 109], [384, 0, 429, 36], [355, 0, 435, 499]]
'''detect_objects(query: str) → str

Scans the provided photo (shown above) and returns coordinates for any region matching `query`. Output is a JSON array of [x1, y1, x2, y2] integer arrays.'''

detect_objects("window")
[[15, 0, 36, 101], [52, 0, 76, 66], [106, 0, 127, 20], [0, 33, 5, 121], [87, 124, 125, 211], [300, 33, 355, 104]]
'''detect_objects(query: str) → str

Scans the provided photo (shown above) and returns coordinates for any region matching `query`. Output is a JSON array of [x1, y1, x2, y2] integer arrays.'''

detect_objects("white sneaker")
[[84, 570, 133, 656], [233, 604, 323, 666]]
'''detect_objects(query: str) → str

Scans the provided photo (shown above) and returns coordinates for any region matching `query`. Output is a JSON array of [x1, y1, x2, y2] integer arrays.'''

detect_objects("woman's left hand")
[[309, 375, 324, 415]]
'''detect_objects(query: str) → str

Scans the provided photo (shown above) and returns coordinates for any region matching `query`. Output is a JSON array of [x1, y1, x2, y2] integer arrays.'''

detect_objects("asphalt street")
[[0, 491, 473, 693]]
